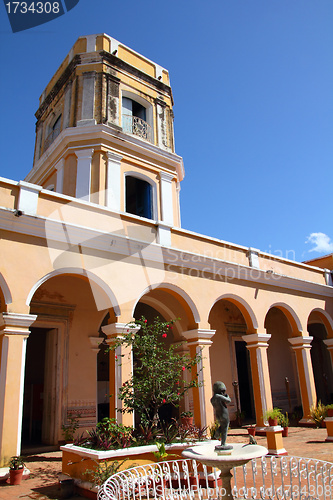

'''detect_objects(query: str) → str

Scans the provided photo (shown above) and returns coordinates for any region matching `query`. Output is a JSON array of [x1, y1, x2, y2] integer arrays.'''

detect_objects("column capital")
[[243, 333, 271, 348], [323, 338, 333, 350], [106, 151, 123, 163], [89, 336, 102, 353], [102, 322, 140, 342], [55, 158, 65, 171], [288, 336, 313, 349], [0, 312, 37, 336], [182, 329, 215, 346], [159, 171, 174, 183], [75, 148, 94, 160]]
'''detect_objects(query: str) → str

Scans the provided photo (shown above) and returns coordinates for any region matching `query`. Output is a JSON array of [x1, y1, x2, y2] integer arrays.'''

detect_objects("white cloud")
[[305, 232, 333, 254]]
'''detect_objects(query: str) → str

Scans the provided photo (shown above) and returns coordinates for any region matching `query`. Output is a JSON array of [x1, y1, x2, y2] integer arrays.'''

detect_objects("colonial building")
[[0, 34, 332, 465]]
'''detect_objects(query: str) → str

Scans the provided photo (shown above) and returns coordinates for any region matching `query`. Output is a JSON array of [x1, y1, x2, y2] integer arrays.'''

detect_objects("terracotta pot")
[[9, 468, 24, 485], [282, 427, 288, 437], [181, 417, 193, 426], [248, 427, 256, 436], [268, 417, 278, 426]]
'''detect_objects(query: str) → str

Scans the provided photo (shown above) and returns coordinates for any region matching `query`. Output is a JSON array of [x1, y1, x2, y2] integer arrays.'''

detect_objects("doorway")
[[235, 340, 254, 420], [21, 327, 58, 450]]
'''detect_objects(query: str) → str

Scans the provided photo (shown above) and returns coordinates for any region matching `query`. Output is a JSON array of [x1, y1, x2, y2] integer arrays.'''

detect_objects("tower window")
[[122, 97, 152, 143], [126, 176, 153, 219], [44, 114, 62, 151]]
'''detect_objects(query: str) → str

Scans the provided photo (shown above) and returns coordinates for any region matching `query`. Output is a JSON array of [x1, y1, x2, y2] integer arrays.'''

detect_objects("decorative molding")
[[102, 322, 140, 339], [243, 333, 271, 347], [182, 329, 215, 346], [26, 124, 185, 184], [288, 336, 313, 349], [89, 336, 102, 353], [0, 313, 37, 333], [0, 208, 332, 299]]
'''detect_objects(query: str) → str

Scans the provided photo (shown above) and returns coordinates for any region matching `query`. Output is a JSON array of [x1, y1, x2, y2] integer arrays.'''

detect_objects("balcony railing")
[[99, 456, 333, 500], [122, 115, 153, 143]]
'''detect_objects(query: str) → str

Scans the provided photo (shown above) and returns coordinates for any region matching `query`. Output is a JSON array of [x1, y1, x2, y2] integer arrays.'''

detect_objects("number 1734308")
[[5, 2, 60, 14]]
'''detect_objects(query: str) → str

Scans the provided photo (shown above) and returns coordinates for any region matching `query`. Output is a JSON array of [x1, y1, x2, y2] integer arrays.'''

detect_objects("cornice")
[[0, 208, 332, 299], [26, 124, 185, 183]]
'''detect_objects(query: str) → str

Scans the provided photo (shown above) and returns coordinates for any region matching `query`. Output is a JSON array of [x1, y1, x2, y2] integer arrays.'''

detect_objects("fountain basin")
[[182, 441, 268, 499], [182, 442, 267, 470]]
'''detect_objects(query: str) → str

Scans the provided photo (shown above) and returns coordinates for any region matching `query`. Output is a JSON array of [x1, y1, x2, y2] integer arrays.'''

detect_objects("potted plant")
[[264, 408, 282, 426], [278, 412, 289, 437], [247, 425, 256, 437], [180, 411, 194, 427], [309, 401, 327, 428], [9, 456, 25, 485], [326, 404, 333, 418]]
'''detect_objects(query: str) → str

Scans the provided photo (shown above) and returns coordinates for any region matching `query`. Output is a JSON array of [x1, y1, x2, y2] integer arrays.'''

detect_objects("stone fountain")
[[182, 382, 267, 499]]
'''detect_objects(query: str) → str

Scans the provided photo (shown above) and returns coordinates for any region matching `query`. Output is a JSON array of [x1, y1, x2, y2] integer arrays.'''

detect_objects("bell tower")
[[25, 34, 184, 228]]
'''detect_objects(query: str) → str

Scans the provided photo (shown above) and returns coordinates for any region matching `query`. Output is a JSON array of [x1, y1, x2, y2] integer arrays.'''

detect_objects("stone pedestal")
[[266, 425, 287, 455]]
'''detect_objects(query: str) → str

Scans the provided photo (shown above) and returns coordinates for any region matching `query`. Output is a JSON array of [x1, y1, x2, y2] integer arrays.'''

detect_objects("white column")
[[75, 149, 94, 200], [106, 151, 123, 210], [182, 329, 216, 428], [159, 172, 174, 225], [0, 313, 37, 463], [55, 159, 65, 194], [243, 333, 273, 427], [102, 323, 140, 427]]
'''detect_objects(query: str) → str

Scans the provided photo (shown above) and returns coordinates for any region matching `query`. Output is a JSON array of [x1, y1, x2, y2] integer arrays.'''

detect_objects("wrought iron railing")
[[98, 456, 333, 500], [122, 115, 153, 143]]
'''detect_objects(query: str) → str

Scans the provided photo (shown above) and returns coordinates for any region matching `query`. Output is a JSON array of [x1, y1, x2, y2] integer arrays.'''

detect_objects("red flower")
[[182, 366, 185, 371], [177, 392, 180, 396], [170, 326, 173, 330], [163, 399, 166, 403], [162, 333, 167, 338], [144, 319, 147, 323], [115, 355, 118, 360], [176, 381, 179, 385]]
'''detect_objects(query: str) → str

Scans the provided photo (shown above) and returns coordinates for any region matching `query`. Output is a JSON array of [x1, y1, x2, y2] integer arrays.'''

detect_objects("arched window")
[[125, 176, 153, 219]]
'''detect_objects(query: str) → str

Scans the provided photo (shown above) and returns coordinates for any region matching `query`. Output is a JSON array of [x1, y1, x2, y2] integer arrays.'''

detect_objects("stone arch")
[[264, 305, 301, 412], [0, 272, 12, 310], [210, 294, 258, 333], [308, 308, 333, 338], [26, 268, 121, 317], [23, 269, 118, 449], [307, 308, 333, 404], [267, 302, 302, 335], [208, 294, 257, 422], [133, 282, 200, 328]]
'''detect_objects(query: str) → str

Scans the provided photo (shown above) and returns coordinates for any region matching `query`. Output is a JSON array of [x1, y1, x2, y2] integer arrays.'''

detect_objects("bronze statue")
[[211, 381, 233, 452]]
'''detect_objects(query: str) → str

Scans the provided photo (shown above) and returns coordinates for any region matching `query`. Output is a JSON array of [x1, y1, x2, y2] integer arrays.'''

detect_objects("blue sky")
[[0, 0, 332, 263]]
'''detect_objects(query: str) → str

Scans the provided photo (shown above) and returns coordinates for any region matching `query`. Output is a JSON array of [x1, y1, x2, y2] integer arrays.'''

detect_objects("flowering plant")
[[110, 316, 202, 427]]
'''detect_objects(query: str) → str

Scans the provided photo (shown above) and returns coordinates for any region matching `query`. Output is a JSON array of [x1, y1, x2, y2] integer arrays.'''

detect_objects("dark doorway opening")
[[235, 340, 254, 420], [21, 328, 47, 448], [308, 323, 333, 404]]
